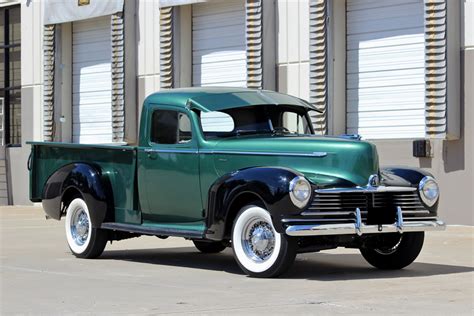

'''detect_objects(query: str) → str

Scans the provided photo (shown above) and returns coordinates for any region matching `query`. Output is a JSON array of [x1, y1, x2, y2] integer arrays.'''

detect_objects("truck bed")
[[28, 142, 139, 223]]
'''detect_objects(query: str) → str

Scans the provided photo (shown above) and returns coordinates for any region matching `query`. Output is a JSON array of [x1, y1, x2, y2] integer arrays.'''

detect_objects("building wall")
[[7, 0, 43, 205], [6, 0, 474, 224]]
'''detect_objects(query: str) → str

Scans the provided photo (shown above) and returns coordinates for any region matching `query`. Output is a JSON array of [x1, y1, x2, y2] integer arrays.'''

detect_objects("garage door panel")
[[72, 41, 111, 54], [193, 26, 244, 41], [72, 16, 112, 144], [347, 68, 425, 90], [347, 127, 425, 139], [347, 45, 425, 73], [192, 12, 244, 30], [72, 91, 112, 104], [347, 3, 423, 22], [346, 0, 425, 139], [72, 31, 111, 44], [72, 62, 111, 75], [73, 17, 110, 31], [347, 30, 424, 50], [192, 0, 246, 88], [347, 84, 424, 100], [193, 38, 244, 52], [347, 0, 421, 11], [196, 80, 247, 87], [193, 1, 244, 16], [193, 50, 246, 65], [348, 18, 423, 35]]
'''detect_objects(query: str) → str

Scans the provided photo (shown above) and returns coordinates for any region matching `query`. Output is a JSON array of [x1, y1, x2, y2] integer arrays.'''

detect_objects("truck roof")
[[144, 87, 318, 112]]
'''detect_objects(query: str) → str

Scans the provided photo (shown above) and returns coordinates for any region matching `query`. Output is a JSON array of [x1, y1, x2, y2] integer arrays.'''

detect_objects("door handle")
[[144, 148, 158, 160]]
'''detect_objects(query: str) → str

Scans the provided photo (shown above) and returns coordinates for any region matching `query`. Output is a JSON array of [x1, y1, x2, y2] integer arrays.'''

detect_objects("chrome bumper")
[[285, 207, 446, 237]]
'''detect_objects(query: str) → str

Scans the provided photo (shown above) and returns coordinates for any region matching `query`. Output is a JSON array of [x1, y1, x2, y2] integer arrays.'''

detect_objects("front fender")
[[42, 163, 113, 227], [205, 167, 305, 240], [381, 166, 438, 213], [381, 166, 433, 187]]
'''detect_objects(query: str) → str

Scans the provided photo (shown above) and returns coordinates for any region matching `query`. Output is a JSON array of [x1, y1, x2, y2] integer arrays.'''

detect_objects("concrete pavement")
[[1, 206, 473, 315]]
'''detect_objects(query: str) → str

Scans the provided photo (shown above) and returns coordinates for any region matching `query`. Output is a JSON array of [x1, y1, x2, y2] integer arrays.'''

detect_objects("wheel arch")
[[223, 191, 266, 240]]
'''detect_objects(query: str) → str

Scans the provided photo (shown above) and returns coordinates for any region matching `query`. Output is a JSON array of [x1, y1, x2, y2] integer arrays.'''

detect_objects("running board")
[[101, 222, 204, 239]]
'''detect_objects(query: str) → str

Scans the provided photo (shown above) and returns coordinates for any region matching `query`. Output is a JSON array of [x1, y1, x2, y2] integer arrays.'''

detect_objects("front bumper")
[[285, 206, 446, 237]]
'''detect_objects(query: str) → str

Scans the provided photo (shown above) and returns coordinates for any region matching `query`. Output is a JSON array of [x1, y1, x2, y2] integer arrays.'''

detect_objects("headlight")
[[418, 176, 439, 207], [289, 176, 311, 208]]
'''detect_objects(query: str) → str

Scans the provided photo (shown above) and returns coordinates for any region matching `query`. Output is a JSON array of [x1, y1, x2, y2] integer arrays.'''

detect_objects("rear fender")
[[42, 163, 113, 228]]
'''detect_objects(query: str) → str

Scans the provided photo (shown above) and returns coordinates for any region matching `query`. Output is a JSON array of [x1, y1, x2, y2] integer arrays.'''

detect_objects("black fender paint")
[[41, 163, 113, 228], [205, 167, 306, 240], [381, 166, 438, 213]]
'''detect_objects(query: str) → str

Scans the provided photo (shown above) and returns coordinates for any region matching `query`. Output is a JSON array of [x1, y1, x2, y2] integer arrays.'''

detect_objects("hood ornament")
[[368, 174, 380, 187]]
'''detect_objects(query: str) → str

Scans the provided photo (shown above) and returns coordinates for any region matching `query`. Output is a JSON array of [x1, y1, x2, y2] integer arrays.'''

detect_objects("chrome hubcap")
[[70, 208, 89, 246], [242, 219, 275, 262], [374, 235, 403, 255]]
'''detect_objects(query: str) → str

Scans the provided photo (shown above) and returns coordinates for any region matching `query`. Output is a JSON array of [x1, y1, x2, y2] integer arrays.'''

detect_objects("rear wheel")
[[232, 204, 296, 278], [193, 240, 227, 253], [65, 198, 108, 259], [360, 232, 424, 269]]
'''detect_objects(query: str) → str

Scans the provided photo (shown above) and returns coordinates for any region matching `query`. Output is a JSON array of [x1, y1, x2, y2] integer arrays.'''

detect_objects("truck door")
[[138, 106, 203, 222]]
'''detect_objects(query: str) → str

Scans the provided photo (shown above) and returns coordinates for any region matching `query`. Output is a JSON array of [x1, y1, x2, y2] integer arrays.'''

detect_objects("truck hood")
[[208, 135, 379, 187]]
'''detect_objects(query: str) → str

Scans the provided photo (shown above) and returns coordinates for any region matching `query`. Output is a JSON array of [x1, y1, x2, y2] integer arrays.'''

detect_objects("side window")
[[281, 111, 311, 134], [150, 109, 192, 144]]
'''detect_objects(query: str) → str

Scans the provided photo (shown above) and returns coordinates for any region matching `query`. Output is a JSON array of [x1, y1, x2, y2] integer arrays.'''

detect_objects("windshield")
[[199, 105, 315, 138]]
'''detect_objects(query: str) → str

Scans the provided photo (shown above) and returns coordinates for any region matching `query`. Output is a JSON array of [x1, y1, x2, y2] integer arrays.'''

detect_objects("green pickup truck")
[[29, 88, 445, 277]]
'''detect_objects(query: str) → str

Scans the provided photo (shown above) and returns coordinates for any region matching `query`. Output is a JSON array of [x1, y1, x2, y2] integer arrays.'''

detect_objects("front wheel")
[[360, 232, 424, 270], [232, 204, 296, 278], [65, 198, 108, 259]]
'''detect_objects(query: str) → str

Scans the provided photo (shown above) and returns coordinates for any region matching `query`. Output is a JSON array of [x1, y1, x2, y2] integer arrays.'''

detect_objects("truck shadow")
[[100, 247, 474, 281]]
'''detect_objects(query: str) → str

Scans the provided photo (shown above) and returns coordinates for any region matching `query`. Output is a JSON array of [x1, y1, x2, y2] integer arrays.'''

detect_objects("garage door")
[[346, 0, 425, 139], [72, 16, 112, 143], [192, 0, 246, 87]]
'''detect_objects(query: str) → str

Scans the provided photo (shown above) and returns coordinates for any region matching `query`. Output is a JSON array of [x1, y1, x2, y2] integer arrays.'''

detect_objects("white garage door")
[[346, 0, 425, 139], [72, 16, 112, 143], [192, 0, 246, 87]]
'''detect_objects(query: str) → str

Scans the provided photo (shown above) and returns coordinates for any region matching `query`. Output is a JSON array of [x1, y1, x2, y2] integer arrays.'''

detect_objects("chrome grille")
[[302, 191, 429, 221]]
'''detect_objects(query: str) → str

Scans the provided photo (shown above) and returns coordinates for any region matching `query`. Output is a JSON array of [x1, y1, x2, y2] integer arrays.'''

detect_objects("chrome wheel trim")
[[70, 207, 90, 247], [241, 217, 276, 263]]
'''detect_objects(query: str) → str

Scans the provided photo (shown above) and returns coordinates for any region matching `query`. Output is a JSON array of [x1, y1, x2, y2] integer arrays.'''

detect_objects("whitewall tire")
[[232, 204, 296, 277], [65, 198, 108, 259]]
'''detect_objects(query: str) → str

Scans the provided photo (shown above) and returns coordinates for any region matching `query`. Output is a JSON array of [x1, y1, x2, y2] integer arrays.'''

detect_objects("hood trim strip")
[[199, 150, 328, 158]]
